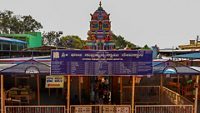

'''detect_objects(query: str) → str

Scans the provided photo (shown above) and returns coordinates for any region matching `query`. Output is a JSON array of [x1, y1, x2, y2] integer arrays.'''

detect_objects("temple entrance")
[[90, 76, 111, 104], [79, 76, 120, 105]]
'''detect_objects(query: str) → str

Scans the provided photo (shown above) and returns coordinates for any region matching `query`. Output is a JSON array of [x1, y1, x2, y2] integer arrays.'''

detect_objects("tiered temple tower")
[[86, 2, 115, 50], [85, 2, 114, 104]]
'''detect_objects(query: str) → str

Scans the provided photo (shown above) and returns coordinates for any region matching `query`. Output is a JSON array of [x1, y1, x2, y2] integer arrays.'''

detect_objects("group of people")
[[92, 77, 111, 104], [72, 77, 111, 105]]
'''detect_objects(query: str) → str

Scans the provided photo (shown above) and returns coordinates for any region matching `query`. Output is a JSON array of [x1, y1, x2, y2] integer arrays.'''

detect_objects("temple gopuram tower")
[[86, 2, 115, 50]]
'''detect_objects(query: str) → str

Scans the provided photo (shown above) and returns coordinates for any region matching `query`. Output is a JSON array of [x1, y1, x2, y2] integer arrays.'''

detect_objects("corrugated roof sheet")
[[0, 59, 50, 75], [153, 60, 200, 74], [0, 64, 16, 71], [0, 37, 27, 44], [174, 52, 200, 59]]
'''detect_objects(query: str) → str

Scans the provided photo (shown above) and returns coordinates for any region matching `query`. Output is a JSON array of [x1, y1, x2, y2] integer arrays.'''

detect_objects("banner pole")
[[1, 75, 4, 113], [120, 77, 123, 104], [160, 74, 163, 104], [37, 74, 40, 105], [67, 75, 70, 113], [194, 75, 199, 113], [131, 76, 135, 113]]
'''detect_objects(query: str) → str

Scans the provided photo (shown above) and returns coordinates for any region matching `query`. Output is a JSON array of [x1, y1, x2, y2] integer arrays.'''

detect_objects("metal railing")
[[135, 105, 193, 113], [70, 105, 131, 113], [5, 105, 66, 113], [162, 87, 193, 105], [122, 86, 160, 104], [4, 86, 194, 113]]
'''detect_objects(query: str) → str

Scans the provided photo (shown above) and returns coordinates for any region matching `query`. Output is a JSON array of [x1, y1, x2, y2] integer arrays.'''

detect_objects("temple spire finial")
[[99, 1, 102, 7]]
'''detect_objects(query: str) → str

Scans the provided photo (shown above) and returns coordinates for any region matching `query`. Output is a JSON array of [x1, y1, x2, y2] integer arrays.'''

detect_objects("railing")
[[162, 87, 193, 105], [122, 86, 160, 104], [135, 105, 193, 113], [70, 105, 131, 113], [5, 105, 66, 113]]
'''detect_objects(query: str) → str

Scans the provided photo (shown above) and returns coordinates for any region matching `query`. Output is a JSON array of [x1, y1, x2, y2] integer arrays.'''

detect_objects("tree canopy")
[[141, 44, 151, 50], [112, 34, 136, 49], [60, 35, 85, 49], [42, 31, 62, 46], [0, 10, 43, 34]]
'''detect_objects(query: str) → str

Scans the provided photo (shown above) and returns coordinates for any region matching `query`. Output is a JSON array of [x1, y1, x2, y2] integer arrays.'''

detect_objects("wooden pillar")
[[160, 74, 163, 104], [1, 75, 4, 113], [36, 74, 40, 105], [131, 76, 135, 113], [160, 74, 163, 89], [194, 75, 199, 113], [67, 75, 70, 113], [14, 76, 17, 87], [177, 75, 180, 94], [120, 77, 123, 104], [79, 76, 82, 104], [48, 88, 51, 96]]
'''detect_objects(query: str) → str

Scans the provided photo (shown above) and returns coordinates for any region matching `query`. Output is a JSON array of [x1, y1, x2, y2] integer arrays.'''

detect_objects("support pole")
[[67, 75, 70, 113], [160, 74, 163, 104], [131, 76, 135, 113], [1, 75, 4, 113], [120, 77, 123, 104], [36, 74, 40, 105], [194, 75, 199, 113], [14, 76, 17, 87], [177, 75, 180, 94], [160, 74, 163, 90], [79, 76, 82, 104], [48, 88, 51, 96]]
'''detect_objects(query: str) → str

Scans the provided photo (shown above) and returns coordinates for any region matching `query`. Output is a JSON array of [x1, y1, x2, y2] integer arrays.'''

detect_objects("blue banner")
[[51, 50, 152, 76]]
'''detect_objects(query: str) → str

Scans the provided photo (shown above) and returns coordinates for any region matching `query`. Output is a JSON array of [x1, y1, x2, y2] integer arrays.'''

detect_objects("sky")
[[1, 0, 200, 49]]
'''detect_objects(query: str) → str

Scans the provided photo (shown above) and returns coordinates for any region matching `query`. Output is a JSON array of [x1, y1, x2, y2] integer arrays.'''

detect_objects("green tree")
[[112, 34, 136, 49], [0, 10, 13, 33], [0, 10, 43, 34], [60, 35, 85, 49], [21, 15, 43, 33], [42, 31, 61, 46], [141, 44, 151, 50]]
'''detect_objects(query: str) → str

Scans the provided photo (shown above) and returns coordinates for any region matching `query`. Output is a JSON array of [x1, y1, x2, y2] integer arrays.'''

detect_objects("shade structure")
[[0, 59, 50, 75], [153, 60, 200, 75], [173, 52, 200, 59], [0, 36, 27, 44], [163, 68, 177, 74]]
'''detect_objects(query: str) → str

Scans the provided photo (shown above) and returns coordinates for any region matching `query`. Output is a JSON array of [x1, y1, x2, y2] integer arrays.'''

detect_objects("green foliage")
[[141, 44, 151, 50], [42, 31, 61, 46], [60, 35, 85, 49], [21, 15, 43, 32], [0, 10, 43, 34], [112, 34, 136, 49]]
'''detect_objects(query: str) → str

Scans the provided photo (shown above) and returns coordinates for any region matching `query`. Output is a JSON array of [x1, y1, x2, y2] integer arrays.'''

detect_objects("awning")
[[153, 60, 200, 74], [0, 59, 50, 75], [173, 52, 200, 59], [0, 37, 27, 44]]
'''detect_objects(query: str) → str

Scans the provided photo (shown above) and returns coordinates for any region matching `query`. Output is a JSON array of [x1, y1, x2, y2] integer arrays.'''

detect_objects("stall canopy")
[[153, 60, 200, 74], [0, 59, 50, 75], [173, 52, 200, 59]]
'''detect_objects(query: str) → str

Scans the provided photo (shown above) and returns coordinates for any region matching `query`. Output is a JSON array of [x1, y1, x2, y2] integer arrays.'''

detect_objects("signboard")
[[51, 50, 152, 75], [45, 76, 64, 88]]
